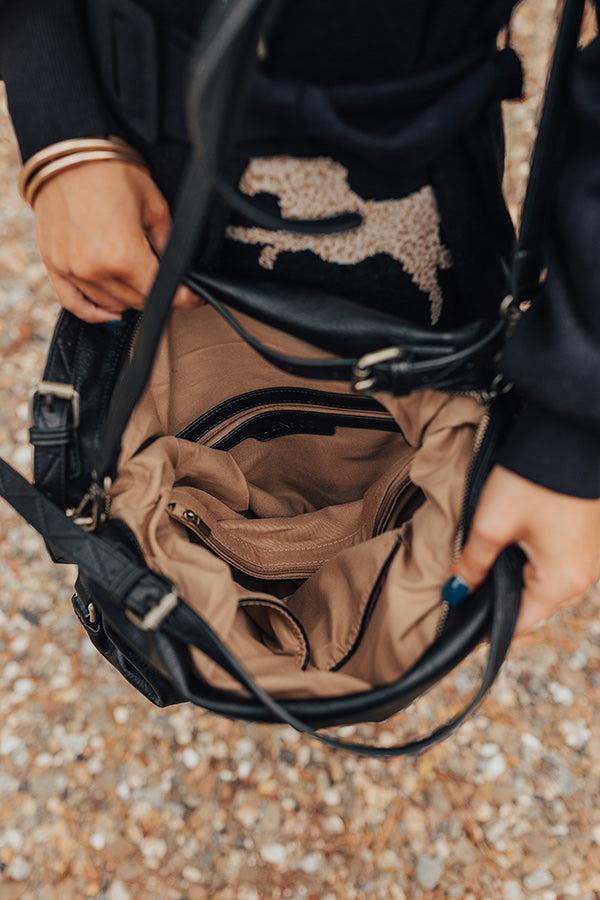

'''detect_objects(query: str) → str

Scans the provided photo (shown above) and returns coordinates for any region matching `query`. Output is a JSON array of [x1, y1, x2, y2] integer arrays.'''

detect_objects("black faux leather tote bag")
[[0, 0, 585, 756]]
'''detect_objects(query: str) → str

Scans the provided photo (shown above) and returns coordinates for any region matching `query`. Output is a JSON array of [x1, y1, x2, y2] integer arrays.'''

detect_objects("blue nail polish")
[[103, 319, 124, 329], [442, 575, 471, 607]]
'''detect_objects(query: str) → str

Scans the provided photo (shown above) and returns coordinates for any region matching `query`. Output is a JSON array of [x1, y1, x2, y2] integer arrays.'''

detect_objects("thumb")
[[145, 195, 204, 310], [146, 209, 171, 258], [443, 526, 509, 607]]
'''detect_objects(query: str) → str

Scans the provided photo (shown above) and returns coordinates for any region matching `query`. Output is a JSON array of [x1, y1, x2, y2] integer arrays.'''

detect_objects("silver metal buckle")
[[126, 591, 179, 631], [30, 381, 81, 429], [352, 346, 403, 394]]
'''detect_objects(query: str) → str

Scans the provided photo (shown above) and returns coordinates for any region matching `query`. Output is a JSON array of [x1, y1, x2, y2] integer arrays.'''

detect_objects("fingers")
[[146, 208, 205, 310], [443, 520, 511, 608], [114, 232, 202, 310], [36, 162, 203, 322], [69, 276, 129, 315], [48, 273, 122, 324], [146, 206, 171, 257], [173, 284, 205, 309], [515, 559, 598, 637]]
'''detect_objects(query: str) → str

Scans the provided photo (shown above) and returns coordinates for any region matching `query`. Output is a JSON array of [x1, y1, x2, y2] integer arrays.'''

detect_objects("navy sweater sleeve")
[[498, 36, 600, 498], [0, 0, 115, 161]]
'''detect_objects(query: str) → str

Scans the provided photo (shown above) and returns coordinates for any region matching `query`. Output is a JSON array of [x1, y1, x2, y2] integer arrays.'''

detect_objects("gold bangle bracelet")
[[18, 136, 140, 199], [24, 150, 148, 207]]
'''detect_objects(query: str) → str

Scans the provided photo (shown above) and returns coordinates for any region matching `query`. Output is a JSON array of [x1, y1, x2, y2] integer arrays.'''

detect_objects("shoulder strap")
[[95, 0, 278, 483], [512, 0, 585, 301]]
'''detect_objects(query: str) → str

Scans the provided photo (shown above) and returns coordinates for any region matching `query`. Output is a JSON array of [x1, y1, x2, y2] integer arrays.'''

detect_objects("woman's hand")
[[445, 466, 600, 636], [33, 160, 201, 323]]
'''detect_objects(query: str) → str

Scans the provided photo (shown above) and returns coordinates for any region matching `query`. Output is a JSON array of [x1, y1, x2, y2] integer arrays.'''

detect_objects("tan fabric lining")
[[110, 305, 484, 698]]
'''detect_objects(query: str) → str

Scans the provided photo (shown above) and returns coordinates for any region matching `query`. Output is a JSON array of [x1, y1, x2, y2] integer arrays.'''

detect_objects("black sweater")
[[1, 0, 600, 498]]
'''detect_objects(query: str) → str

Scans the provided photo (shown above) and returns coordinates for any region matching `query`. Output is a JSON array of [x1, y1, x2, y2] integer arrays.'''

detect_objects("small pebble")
[[299, 852, 324, 875], [107, 881, 132, 900], [481, 752, 507, 781], [521, 733, 543, 753], [549, 682, 574, 706], [559, 720, 591, 750], [503, 881, 524, 900], [182, 865, 203, 883], [524, 869, 553, 891], [113, 705, 130, 724], [182, 747, 200, 769], [237, 759, 252, 779], [8, 856, 32, 882], [479, 742, 500, 758], [140, 838, 168, 861], [260, 842, 288, 865], [323, 788, 341, 806], [323, 814, 345, 835], [13, 677, 35, 697], [416, 855, 444, 890]]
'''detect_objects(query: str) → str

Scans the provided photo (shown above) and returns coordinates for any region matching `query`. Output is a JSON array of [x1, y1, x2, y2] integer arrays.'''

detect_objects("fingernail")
[[103, 318, 124, 328], [442, 575, 472, 607]]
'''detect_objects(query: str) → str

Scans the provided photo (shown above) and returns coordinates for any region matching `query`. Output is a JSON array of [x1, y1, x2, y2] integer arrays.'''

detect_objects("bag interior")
[[110, 304, 486, 698]]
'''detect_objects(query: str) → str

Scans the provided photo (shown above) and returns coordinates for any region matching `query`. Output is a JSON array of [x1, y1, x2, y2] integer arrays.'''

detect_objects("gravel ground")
[[1, 3, 600, 898]]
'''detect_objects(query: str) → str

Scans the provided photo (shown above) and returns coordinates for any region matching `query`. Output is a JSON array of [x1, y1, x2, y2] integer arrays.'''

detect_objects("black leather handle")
[[159, 552, 521, 756], [187, 271, 486, 358], [94, 0, 275, 482], [183, 276, 504, 395], [512, 0, 585, 300]]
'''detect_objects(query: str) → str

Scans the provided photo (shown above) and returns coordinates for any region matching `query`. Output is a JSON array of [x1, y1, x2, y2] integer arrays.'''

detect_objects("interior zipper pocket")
[[177, 387, 397, 447], [167, 459, 414, 582], [213, 409, 400, 451]]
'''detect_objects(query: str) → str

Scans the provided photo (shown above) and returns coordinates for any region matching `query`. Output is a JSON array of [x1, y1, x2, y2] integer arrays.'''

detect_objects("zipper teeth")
[[436, 407, 492, 639], [436, 602, 450, 638], [128, 315, 142, 358], [452, 409, 491, 561], [331, 535, 402, 671]]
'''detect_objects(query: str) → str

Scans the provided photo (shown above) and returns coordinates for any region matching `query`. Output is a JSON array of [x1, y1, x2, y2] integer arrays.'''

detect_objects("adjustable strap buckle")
[[352, 347, 403, 394], [29, 381, 81, 429], [126, 590, 179, 631]]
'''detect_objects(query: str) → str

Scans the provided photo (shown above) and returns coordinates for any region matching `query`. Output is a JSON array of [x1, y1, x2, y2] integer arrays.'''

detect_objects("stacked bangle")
[[19, 137, 148, 207]]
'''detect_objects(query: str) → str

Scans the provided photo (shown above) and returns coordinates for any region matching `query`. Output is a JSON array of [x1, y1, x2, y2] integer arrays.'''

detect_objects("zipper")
[[126, 314, 142, 360], [168, 504, 319, 579], [331, 534, 403, 671], [435, 406, 492, 638], [213, 409, 400, 451], [167, 461, 412, 581], [177, 387, 392, 445]]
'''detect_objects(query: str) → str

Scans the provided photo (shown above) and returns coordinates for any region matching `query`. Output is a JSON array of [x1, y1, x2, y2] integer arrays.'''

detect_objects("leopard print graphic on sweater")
[[226, 156, 452, 324]]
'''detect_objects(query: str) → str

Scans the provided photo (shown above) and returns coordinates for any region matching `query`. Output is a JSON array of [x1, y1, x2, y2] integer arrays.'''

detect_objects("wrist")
[[19, 136, 148, 207]]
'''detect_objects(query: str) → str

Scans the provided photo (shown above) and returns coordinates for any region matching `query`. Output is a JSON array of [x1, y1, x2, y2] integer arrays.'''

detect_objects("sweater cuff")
[[0, 0, 116, 161], [496, 403, 600, 499]]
